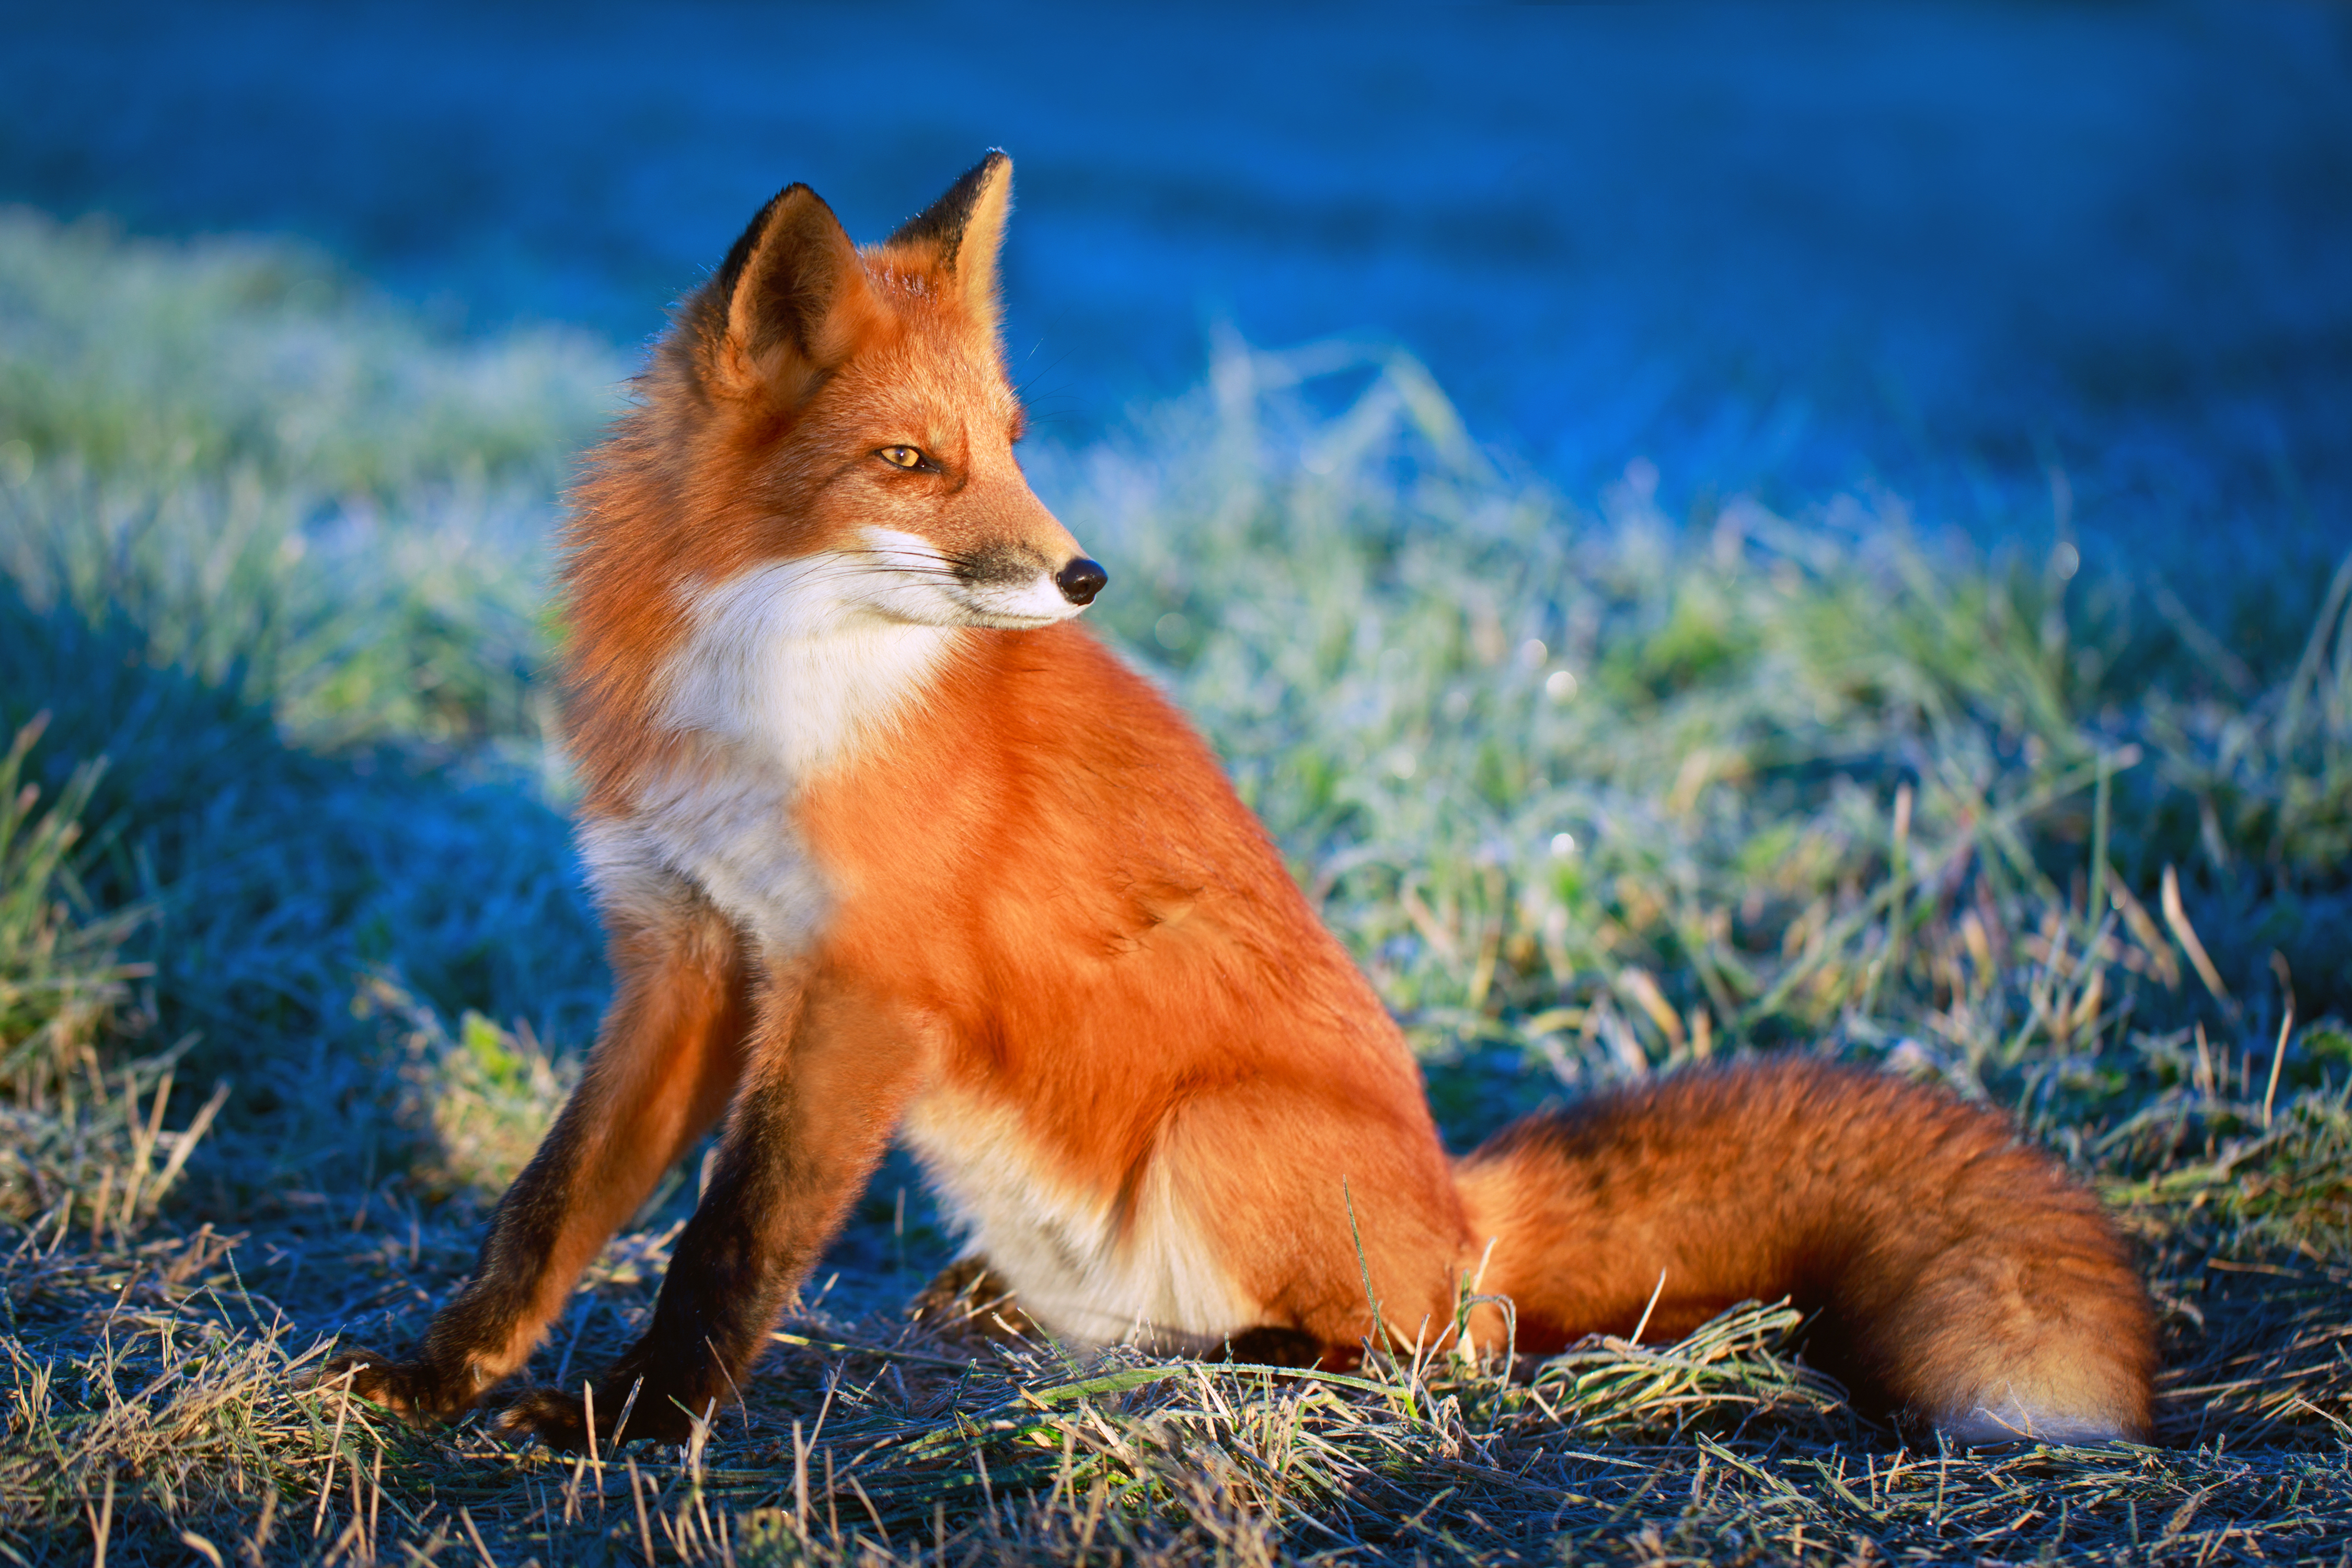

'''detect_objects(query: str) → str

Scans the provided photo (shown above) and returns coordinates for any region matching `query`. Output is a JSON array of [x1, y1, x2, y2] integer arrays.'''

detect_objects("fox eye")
[[877, 445, 927, 470]]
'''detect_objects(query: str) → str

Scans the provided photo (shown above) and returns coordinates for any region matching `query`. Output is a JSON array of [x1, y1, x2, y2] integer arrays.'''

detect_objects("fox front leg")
[[498, 963, 928, 1449], [324, 897, 751, 1421]]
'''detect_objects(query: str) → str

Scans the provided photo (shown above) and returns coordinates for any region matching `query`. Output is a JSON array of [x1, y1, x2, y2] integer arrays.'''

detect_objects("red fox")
[[332, 155, 2155, 1448]]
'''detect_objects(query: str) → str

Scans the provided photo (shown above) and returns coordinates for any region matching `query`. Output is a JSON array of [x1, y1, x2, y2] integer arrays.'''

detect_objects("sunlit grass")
[[1, 209, 2347, 1564]]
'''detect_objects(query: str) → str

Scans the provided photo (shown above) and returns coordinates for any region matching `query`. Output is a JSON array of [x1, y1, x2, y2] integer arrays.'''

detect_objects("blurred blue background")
[[5, 0, 2347, 571]]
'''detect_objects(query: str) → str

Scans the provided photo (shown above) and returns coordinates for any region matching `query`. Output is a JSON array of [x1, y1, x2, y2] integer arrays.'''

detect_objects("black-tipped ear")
[[693, 183, 880, 399], [885, 150, 1008, 271], [885, 152, 1013, 333]]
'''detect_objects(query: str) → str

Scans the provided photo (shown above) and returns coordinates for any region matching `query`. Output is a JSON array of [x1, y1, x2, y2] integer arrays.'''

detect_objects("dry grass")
[[3, 1166, 2348, 1565], [2, 213, 2348, 1565]]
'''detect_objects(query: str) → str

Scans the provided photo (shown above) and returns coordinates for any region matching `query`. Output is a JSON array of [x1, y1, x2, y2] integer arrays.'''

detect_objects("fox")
[[330, 153, 2157, 1450]]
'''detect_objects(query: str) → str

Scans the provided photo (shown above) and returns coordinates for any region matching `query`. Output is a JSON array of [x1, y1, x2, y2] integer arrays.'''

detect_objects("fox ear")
[[885, 150, 1012, 337], [697, 183, 882, 401]]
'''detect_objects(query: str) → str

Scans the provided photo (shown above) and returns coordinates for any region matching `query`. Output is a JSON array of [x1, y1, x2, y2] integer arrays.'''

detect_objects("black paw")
[[312, 1347, 503, 1425], [908, 1256, 1032, 1341], [494, 1380, 707, 1452], [312, 1350, 432, 1421], [1220, 1325, 1327, 1368], [494, 1386, 594, 1450]]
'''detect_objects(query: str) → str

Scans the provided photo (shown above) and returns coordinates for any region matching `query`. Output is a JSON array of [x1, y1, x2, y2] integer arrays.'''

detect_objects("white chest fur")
[[579, 551, 955, 948]]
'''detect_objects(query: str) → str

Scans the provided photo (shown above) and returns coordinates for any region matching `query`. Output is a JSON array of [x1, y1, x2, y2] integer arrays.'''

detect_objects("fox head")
[[647, 151, 1104, 629]]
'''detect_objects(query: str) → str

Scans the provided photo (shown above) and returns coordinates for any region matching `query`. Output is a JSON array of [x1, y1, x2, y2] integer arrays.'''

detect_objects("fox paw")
[[312, 1350, 429, 1420], [312, 1349, 489, 1425], [495, 1387, 595, 1451], [494, 1381, 706, 1452], [908, 1257, 1034, 1343]]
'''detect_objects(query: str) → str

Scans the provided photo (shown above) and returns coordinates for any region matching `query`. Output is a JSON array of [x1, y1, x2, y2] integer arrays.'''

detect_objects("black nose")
[[1055, 557, 1108, 606]]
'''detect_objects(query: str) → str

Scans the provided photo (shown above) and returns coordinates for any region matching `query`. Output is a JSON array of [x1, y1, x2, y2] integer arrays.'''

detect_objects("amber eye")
[[878, 445, 925, 470]]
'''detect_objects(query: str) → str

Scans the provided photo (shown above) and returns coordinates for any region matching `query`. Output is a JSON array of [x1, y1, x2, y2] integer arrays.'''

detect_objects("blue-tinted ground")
[[5, 0, 2348, 581]]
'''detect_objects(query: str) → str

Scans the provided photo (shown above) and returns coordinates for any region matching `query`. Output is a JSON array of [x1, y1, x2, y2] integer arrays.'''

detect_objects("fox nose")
[[1055, 557, 1108, 606]]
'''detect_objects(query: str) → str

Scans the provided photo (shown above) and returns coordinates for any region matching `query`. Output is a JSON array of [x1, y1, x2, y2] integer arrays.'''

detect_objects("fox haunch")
[[329, 154, 2155, 1449]]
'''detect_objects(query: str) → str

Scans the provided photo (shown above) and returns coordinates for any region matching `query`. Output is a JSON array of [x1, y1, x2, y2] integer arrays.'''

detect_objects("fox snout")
[[910, 482, 1106, 627], [952, 543, 1106, 607], [924, 538, 1107, 626]]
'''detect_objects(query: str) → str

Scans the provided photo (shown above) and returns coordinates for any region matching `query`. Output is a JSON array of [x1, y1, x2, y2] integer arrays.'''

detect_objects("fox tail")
[[1453, 1059, 2156, 1442]]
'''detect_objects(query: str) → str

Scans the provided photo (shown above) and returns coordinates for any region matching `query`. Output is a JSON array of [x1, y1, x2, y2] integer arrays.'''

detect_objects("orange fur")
[[331, 155, 2155, 1449], [1456, 1062, 2155, 1437]]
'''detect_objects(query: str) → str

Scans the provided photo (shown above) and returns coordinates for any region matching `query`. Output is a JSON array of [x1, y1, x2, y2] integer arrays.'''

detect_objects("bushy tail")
[[1454, 1058, 2155, 1442]]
